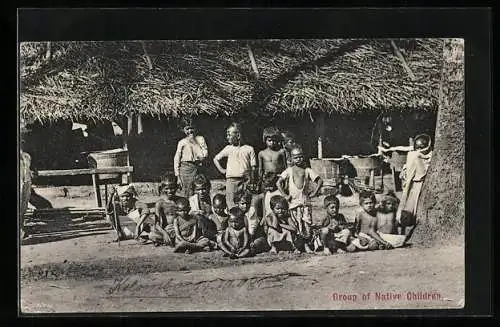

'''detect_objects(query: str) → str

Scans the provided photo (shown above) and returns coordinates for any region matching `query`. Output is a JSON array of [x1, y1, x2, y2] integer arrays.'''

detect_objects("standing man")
[[173, 118, 209, 197], [213, 123, 257, 209]]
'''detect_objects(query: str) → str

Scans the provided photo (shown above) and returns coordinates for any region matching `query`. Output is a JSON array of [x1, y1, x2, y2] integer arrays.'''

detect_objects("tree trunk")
[[416, 38, 465, 236]]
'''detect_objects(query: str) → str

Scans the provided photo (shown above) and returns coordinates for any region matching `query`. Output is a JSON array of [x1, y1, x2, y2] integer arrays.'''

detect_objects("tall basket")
[[310, 157, 346, 189]]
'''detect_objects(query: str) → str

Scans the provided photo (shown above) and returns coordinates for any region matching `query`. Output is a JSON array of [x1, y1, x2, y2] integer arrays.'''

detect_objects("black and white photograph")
[[19, 30, 469, 312]]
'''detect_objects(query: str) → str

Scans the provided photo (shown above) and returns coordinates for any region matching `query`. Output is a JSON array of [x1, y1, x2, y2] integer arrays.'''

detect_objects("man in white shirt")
[[213, 123, 257, 209]]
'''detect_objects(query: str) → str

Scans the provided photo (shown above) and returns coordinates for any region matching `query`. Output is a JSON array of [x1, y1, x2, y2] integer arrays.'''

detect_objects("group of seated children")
[[106, 125, 415, 258]]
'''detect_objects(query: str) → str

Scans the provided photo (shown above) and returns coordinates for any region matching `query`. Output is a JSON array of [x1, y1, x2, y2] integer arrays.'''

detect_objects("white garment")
[[214, 145, 257, 178], [280, 167, 320, 209], [245, 206, 259, 236], [263, 189, 281, 219], [173, 136, 208, 176]]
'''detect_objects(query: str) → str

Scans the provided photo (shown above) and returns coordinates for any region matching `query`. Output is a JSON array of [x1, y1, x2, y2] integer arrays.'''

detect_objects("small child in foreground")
[[312, 195, 356, 255], [173, 198, 214, 253], [264, 195, 300, 254], [217, 207, 252, 259], [209, 194, 229, 243], [375, 191, 409, 248], [351, 191, 393, 251], [258, 126, 286, 181]]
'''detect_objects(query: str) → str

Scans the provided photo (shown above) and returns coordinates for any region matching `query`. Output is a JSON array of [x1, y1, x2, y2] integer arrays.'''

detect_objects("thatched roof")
[[20, 39, 444, 124]]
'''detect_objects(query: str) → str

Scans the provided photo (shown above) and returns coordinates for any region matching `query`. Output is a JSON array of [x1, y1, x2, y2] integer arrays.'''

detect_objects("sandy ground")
[[20, 180, 465, 313]]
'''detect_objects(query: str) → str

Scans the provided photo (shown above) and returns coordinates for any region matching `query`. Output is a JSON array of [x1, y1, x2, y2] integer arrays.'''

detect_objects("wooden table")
[[37, 166, 134, 208]]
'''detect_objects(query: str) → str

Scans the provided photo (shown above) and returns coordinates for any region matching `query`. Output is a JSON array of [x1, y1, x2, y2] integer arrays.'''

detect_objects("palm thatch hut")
[[20, 39, 442, 182]]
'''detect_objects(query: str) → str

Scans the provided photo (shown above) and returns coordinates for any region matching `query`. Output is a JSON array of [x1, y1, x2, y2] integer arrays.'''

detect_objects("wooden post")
[[317, 113, 325, 159], [124, 114, 133, 184], [137, 114, 143, 135], [91, 173, 102, 207]]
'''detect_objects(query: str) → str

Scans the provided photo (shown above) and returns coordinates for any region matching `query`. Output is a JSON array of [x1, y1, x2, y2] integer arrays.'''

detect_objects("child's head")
[[159, 173, 178, 198], [414, 134, 432, 153], [116, 185, 137, 209], [234, 189, 253, 213], [228, 207, 246, 230], [261, 172, 279, 192], [378, 191, 399, 213], [270, 195, 289, 218], [281, 131, 296, 151], [263, 126, 281, 151], [175, 197, 191, 219], [192, 174, 211, 199], [226, 122, 242, 146], [359, 190, 376, 214], [180, 117, 196, 137], [212, 194, 227, 216], [324, 194, 340, 217], [290, 145, 306, 168]]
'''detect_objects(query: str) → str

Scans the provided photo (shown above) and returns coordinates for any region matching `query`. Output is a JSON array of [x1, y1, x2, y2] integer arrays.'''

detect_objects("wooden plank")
[[37, 166, 134, 177]]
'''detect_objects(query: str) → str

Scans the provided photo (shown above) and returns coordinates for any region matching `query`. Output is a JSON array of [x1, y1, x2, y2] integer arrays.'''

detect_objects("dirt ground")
[[20, 180, 465, 313]]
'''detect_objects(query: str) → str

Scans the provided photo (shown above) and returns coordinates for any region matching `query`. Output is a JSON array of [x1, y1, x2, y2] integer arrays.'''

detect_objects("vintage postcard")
[[18, 9, 480, 314]]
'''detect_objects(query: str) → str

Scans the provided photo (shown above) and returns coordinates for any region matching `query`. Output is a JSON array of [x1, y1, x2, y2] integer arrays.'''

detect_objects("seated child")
[[234, 189, 270, 255], [375, 191, 410, 248], [209, 194, 229, 243], [351, 191, 393, 251], [258, 127, 287, 181], [173, 197, 214, 253], [277, 145, 323, 253], [106, 184, 154, 243], [312, 195, 356, 255], [217, 207, 252, 259], [150, 174, 181, 246], [264, 195, 301, 254], [189, 174, 213, 216]]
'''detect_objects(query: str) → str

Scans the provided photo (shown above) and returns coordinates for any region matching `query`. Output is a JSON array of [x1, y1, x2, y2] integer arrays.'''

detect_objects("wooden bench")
[[37, 166, 134, 208]]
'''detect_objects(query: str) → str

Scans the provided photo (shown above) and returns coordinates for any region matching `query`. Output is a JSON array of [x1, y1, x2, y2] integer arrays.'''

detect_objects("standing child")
[[213, 123, 257, 209], [351, 191, 393, 251], [280, 131, 297, 168], [312, 195, 356, 255], [173, 119, 209, 197], [258, 126, 286, 180], [264, 195, 300, 254], [172, 198, 214, 253], [397, 134, 432, 236], [148, 174, 182, 246], [254, 172, 282, 220], [277, 145, 323, 253], [217, 207, 252, 259]]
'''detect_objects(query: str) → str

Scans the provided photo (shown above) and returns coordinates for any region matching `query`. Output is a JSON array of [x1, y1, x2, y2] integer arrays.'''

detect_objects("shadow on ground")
[[23, 211, 112, 245]]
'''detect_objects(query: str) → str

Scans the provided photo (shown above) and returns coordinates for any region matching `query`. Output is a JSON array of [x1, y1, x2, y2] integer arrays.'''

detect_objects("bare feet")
[[270, 246, 278, 254], [337, 248, 346, 254], [323, 247, 332, 255], [293, 249, 301, 254], [304, 244, 314, 254]]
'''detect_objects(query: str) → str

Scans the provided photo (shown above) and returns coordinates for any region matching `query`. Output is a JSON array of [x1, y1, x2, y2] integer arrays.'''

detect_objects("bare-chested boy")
[[375, 191, 411, 248], [148, 174, 180, 246], [173, 198, 213, 253], [280, 131, 297, 168], [351, 191, 393, 251], [258, 127, 286, 180], [217, 207, 251, 259], [277, 145, 323, 253]]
